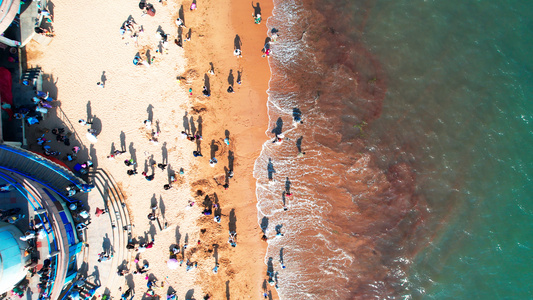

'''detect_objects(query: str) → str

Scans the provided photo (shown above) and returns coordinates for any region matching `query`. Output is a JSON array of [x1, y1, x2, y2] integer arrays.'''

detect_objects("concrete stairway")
[[87, 168, 132, 298]]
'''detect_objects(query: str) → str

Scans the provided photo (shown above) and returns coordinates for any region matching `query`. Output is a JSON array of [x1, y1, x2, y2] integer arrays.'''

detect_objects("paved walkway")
[[80, 169, 131, 298], [82, 189, 114, 290]]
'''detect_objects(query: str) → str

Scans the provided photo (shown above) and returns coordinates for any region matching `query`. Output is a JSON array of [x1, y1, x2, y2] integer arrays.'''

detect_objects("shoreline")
[[182, 0, 276, 297]]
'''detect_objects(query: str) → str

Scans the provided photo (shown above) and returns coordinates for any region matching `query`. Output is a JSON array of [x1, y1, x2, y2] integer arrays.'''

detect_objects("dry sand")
[[25, 0, 276, 298]]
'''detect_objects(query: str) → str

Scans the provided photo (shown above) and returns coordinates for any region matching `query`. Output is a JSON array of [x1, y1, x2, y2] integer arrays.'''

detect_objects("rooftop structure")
[[0, 222, 29, 295], [0, 0, 20, 36], [0, 144, 86, 299]]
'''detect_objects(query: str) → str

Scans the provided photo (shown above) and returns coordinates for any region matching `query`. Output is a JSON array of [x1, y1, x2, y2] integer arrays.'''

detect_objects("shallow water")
[[255, 0, 533, 298]]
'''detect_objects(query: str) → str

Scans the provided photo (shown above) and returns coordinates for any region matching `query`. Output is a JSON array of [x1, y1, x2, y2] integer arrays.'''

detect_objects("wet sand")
[[183, 0, 276, 297]]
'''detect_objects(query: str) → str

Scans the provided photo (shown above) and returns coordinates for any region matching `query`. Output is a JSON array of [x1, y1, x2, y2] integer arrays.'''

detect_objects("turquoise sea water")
[[360, 0, 533, 298], [260, 0, 532, 298]]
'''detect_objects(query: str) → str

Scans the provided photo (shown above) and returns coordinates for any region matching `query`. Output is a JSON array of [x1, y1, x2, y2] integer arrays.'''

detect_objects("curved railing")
[[0, 165, 79, 204], [0, 144, 86, 192]]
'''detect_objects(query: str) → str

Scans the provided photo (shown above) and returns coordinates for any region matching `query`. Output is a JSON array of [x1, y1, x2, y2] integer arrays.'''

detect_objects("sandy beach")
[[25, 0, 275, 298]]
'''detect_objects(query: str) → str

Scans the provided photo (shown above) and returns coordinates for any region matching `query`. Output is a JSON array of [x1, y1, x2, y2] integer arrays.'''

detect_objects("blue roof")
[[0, 225, 26, 294]]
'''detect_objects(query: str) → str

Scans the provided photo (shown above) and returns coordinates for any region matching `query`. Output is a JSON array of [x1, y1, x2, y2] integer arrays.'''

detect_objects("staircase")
[[87, 168, 132, 298]]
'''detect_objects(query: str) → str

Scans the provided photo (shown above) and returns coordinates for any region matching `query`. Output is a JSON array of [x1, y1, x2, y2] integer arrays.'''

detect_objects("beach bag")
[[147, 4, 156, 16]]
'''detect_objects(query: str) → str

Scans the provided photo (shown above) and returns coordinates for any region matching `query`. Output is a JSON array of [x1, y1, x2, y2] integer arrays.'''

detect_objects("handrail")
[[0, 144, 86, 188], [0, 165, 81, 204], [56, 106, 87, 154]]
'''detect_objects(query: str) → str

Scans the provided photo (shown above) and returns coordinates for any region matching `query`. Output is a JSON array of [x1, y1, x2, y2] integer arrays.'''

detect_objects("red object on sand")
[[95, 207, 104, 217], [147, 6, 155, 16]]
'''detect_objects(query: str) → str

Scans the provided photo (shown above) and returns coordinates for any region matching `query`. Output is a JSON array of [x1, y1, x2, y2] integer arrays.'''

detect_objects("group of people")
[[9, 90, 57, 125]]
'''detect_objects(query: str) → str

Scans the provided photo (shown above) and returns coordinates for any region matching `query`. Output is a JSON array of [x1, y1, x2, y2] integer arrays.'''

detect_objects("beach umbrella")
[[167, 258, 179, 269], [86, 132, 98, 143]]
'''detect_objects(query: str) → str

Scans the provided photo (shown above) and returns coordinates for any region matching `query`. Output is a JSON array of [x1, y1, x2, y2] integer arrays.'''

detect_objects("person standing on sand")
[[202, 86, 210, 97], [271, 28, 280, 42], [236, 70, 242, 85], [79, 119, 92, 126], [144, 119, 152, 129], [142, 172, 154, 181], [175, 18, 186, 28], [252, 2, 261, 23]]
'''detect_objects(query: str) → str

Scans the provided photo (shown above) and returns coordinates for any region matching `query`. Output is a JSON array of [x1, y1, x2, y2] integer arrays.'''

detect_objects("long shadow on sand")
[[267, 158, 275, 180], [183, 112, 190, 134], [260, 216, 269, 233], [272, 117, 283, 136], [228, 208, 237, 232]]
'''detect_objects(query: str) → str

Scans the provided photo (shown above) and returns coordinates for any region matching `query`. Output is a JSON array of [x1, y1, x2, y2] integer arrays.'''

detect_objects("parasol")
[[86, 132, 98, 143], [167, 258, 179, 269]]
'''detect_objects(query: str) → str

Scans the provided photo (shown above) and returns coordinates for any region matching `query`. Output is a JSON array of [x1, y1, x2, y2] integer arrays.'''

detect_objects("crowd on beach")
[[14, 0, 294, 299]]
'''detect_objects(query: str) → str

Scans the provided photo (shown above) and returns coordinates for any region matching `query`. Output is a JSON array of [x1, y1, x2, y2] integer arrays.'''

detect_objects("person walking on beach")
[[252, 2, 262, 23]]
